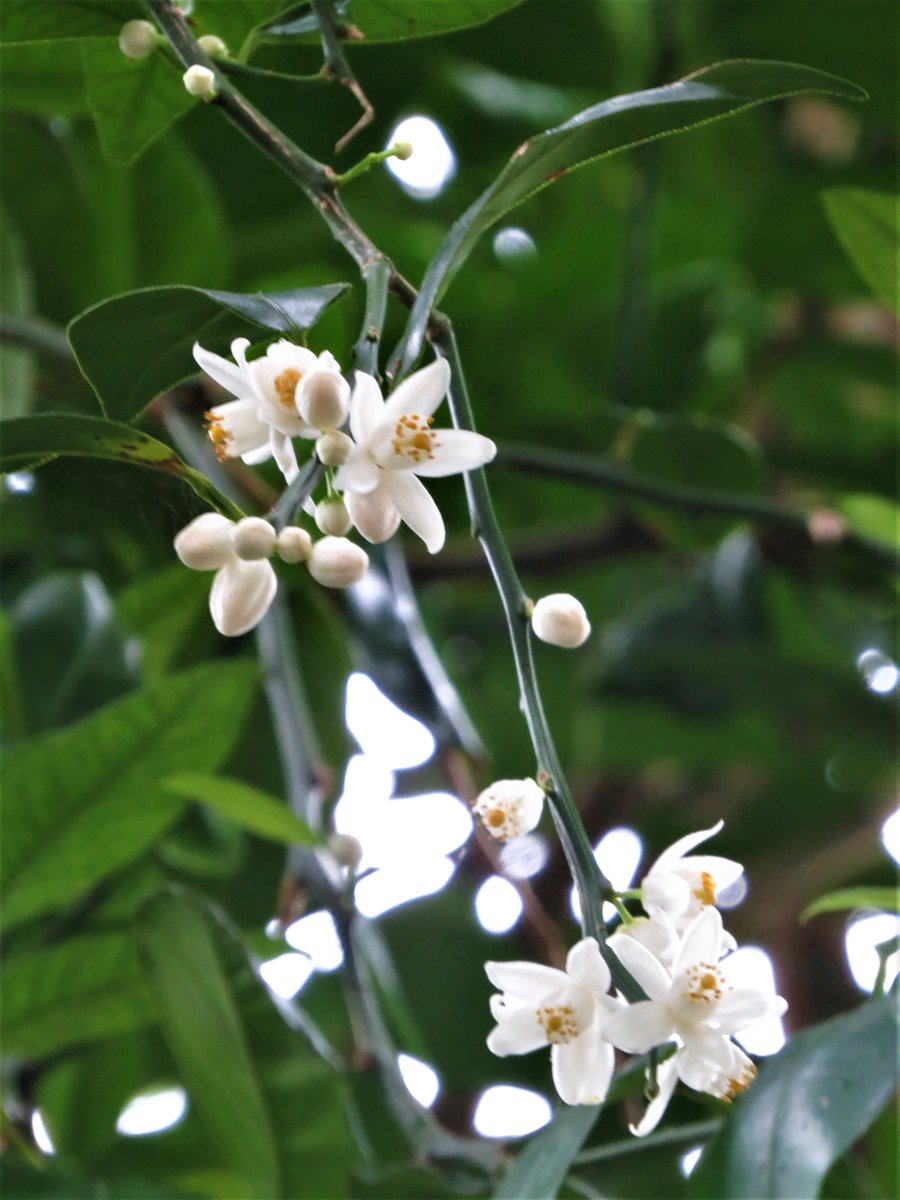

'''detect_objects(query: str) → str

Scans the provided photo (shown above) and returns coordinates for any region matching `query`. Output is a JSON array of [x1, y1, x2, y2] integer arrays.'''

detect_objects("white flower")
[[183, 64, 217, 99], [474, 778, 544, 841], [119, 19, 157, 59], [333, 359, 496, 554], [641, 821, 744, 931], [603, 907, 785, 1134], [174, 513, 277, 637], [531, 593, 591, 648], [486, 938, 620, 1105]]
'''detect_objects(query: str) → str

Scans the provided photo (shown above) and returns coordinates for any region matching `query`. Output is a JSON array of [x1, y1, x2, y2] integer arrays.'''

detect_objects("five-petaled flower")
[[641, 820, 744, 933]]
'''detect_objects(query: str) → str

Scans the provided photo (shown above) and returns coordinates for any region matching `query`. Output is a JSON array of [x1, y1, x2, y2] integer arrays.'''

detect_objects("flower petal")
[[269, 429, 298, 484], [484, 960, 570, 1001], [383, 357, 450, 422], [209, 559, 277, 637], [411, 430, 497, 477], [714, 989, 787, 1034], [551, 1033, 613, 1105], [193, 341, 247, 396], [650, 821, 724, 873], [676, 854, 744, 895], [334, 449, 381, 494], [486, 1004, 546, 1057], [673, 907, 724, 976], [346, 487, 401, 544], [630, 1055, 679, 1137], [602, 1000, 674, 1054], [607, 933, 672, 1003], [349, 372, 386, 444], [566, 938, 611, 1000], [384, 472, 445, 554]]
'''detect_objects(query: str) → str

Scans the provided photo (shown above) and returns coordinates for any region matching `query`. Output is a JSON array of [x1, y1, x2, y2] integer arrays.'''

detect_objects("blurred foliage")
[[0, 1, 897, 1198]]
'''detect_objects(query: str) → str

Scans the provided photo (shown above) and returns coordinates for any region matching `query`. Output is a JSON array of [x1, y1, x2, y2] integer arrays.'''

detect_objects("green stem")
[[573, 1117, 722, 1166], [0, 314, 73, 361], [352, 255, 391, 376], [268, 458, 324, 530], [333, 147, 404, 189]]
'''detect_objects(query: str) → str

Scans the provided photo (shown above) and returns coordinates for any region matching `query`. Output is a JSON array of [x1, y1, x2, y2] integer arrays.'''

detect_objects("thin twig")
[[311, 0, 375, 153], [0, 314, 74, 361], [573, 1117, 721, 1165]]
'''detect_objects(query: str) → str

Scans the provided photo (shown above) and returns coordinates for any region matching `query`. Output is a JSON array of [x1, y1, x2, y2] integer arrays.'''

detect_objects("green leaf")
[[0, 414, 245, 520], [689, 996, 899, 1200], [0, 42, 90, 117], [258, 0, 523, 44], [1, 933, 154, 1058], [163, 773, 322, 846], [83, 39, 193, 167], [0, 1, 139, 44], [493, 1105, 600, 1199], [0, 660, 258, 932], [396, 58, 866, 373], [801, 886, 900, 922], [0, 212, 35, 418], [117, 564, 211, 681], [67, 282, 349, 422], [838, 493, 900, 549], [823, 188, 898, 313]]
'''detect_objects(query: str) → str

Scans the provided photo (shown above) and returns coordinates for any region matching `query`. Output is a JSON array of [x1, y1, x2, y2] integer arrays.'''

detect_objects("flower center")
[[204, 411, 232, 461], [391, 414, 438, 463], [274, 368, 302, 408], [692, 871, 718, 906], [475, 797, 523, 841], [686, 962, 726, 1004], [536, 1004, 580, 1045]]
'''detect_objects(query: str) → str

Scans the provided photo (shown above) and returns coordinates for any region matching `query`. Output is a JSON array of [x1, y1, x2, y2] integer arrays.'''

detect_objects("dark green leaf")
[[689, 996, 899, 1199], [0, 660, 257, 932], [629, 416, 765, 496], [823, 188, 898, 313], [2, 933, 154, 1058], [494, 1105, 600, 1199], [67, 282, 349, 421], [259, 0, 523, 44], [0, 1, 139, 44], [117, 564, 211, 681], [0, 414, 245, 520], [397, 59, 866, 373], [0, 212, 35, 418], [0, 42, 90, 117], [163, 773, 322, 846], [801, 886, 900, 922]]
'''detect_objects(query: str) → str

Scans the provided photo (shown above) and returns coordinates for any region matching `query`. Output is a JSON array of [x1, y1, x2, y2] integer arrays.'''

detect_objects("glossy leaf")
[[0, 414, 245, 520], [0, 0, 139, 44], [396, 59, 866, 374], [258, 0, 523, 45], [801, 886, 900, 922], [823, 188, 898, 313], [689, 995, 898, 1199], [0, 660, 258, 932], [2, 932, 154, 1058], [493, 1105, 600, 1199], [68, 282, 349, 421], [163, 773, 322, 846]]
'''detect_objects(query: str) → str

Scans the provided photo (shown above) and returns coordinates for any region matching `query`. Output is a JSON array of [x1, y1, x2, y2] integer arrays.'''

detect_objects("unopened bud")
[[174, 512, 234, 571], [315, 498, 352, 537], [119, 19, 158, 59], [183, 64, 217, 98], [209, 559, 277, 636], [307, 536, 368, 588], [531, 593, 591, 649], [315, 430, 353, 466], [277, 526, 312, 563], [392, 141, 413, 161], [328, 833, 363, 870], [297, 370, 350, 431], [233, 516, 276, 560], [474, 778, 544, 842], [197, 34, 228, 57], [346, 489, 400, 544]]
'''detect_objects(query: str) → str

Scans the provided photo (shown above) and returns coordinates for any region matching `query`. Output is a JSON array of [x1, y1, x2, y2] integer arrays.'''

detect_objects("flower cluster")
[[485, 822, 786, 1135]]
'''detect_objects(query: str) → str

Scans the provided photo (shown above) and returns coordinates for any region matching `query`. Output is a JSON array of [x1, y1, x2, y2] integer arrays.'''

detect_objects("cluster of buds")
[[485, 822, 786, 1134]]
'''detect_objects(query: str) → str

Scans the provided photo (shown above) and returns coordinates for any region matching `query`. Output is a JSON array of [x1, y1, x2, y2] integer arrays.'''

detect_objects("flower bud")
[[328, 833, 363, 870], [474, 779, 544, 842], [392, 141, 413, 161], [232, 516, 276, 560], [297, 370, 350, 431], [315, 430, 353, 466], [315, 498, 352, 537], [277, 526, 312, 564], [307, 536, 368, 588], [174, 512, 234, 571], [183, 64, 217, 98], [119, 19, 157, 59], [197, 33, 228, 57], [209, 559, 277, 637], [346, 489, 401, 545], [531, 593, 591, 648]]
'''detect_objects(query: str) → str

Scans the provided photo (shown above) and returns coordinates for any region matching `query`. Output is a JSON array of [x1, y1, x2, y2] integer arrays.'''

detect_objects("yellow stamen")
[[693, 871, 718, 906], [274, 368, 302, 408], [686, 962, 725, 1004], [536, 1004, 580, 1045], [204, 411, 231, 462], [391, 413, 438, 463]]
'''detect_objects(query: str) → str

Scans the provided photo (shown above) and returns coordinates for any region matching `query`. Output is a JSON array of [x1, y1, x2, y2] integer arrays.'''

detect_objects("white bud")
[[174, 512, 234, 571], [297, 370, 350, 431], [197, 34, 228, 57], [392, 141, 413, 161], [307, 536, 368, 588], [474, 779, 544, 842], [531, 593, 591, 649], [119, 19, 157, 59], [209, 559, 277, 637], [328, 833, 363, 870], [232, 516, 276, 560], [346, 489, 401, 545], [315, 498, 352, 537], [315, 430, 353, 466], [277, 526, 312, 563], [183, 64, 217, 98]]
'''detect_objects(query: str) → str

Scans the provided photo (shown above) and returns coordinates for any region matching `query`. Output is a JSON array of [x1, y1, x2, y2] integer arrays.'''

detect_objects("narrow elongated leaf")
[[68, 282, 349, 421], [0, 414, 244, 520], [0, 660, 257, 932], [2, 933, 154, 1058], [164, 773, 322, 846], [397, 59, 866, 374], [801, 886, 900, 922], [258, 0, 523, 44], [494, 1105, 600, 1199], [823, 188, 898, 312], [0, 212, 35, 418], [0, 0, 138, 44], [689, 996, 898, 1199]]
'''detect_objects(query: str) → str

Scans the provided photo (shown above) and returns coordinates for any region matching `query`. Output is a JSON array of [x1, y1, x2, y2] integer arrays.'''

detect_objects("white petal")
[[383, 358, 451, 422], [193, 341, 247, 396], [346, 487, 401, 544], [269, 429, 298, 484], [678, 1029, 733, 1087], [317, 349, 341, 373], [384, 472, 445, 554], [411, 430, 497, 477], [486, 1006, 546, 1057], [241, 444, 274, 466], [334, 449, 380, 495], [675, 855, 744, 894], [484, 960, 570, 1001], [209, 559, 277, 637], [349, 372, 386, 444], [606, 934, 673, 1003], [551, 1035, 605, 1106], [566, 938, 611, 999], [714, 989, 787, 1034], [630, 1055, 679, 1137], [673, 907, 724, 976], [603, 1001, 674, 1054], [651, 821, 725, 873], [643, 870, 692, 919]]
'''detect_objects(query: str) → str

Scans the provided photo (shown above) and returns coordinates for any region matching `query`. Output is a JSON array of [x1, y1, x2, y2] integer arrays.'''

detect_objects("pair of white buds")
[[175, 513, 368, 637]]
